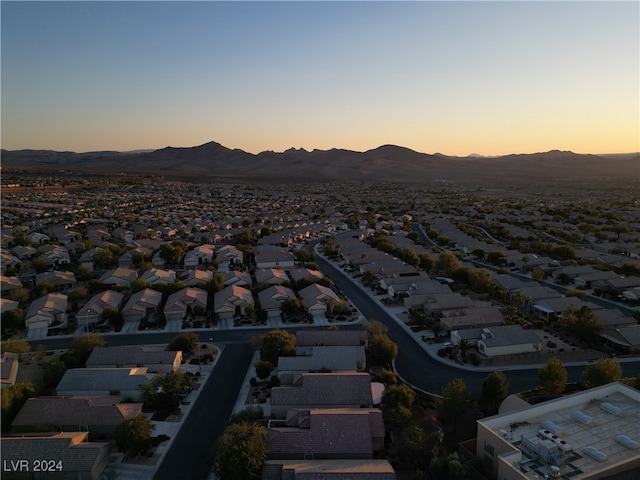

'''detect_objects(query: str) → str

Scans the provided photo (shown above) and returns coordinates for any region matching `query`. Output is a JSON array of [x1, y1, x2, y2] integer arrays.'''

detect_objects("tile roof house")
[[287, 268, 324, 285], [1, 432, 110, 480], [223, 270, 253, 287], [184, 244, 215, 268], [267, 408, 384, 460], [56, 368, 152, 401], [277, 346, 366, 374], [261, 459, 397, 480], [0, 298, 20, 314], [98, 267, 138, 287], [439, 306, 504, 332], [0, 275, 23, 296], [258, 285, 296, 318], [255, 268, 290, 286], [75, 290, 125, 327], [181, 268, 214, 287], [11, 396, 143, 439], [86, 345, 182, 373], [214, 285, 254, 319], [1, 352, 19, 387], [35, 270, 77, 293], [422, 292, 475, 317], [533, 297, 603, 320], [216, 244, 244, 269], [298, 284, 342, 316], [270, 373, 374, 418], [295, 330, 369, 355], [121, 288, 163, 323], [36, 244, 71, 268], [476, 325, 542, 357], [117, 245, 153, 269], [164, 287, 208, 321], [24, 293, 68, 331], [255, 246, 296, 269], [140, 268, 177, 285], [601, 325, 640, 353]]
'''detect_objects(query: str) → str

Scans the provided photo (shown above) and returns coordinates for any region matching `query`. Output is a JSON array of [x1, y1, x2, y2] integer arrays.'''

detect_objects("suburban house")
[[298, 284, 342, 316], [35, 270, 77, 293], [258, 285, 297, 318], [255, 246, 296, 269], [214, 284, 254, 319], [533, 297, 602, 320], [261, 459, 397, 480], [0, 275, 23, 296], [216, 244, 244, 270], [56, 368, 153, 401], [223, 270, 253, 287], [36, 244, 71, 268], [140, 268, 177, 285], [24, 293, 68, 331], [475, 325, 542, 357], [474, 382, 640, 480], [10, 245, 38, 261], [86, 345, 182, 373], [75, 290, 125, 328], [422, 292, 475, 317], [11, 396, 143, 440], [270, 373, 374, 418], [1, 352, 19, 387], [601, 325, 640, 353], [440, 306, 504, 332], [99, 267, 138, 287], [574, 270, 621, 289], [181, 268, 213, 286], [287, 268, 324, 286], [184, 244, 215, 268], [117, 245, 153, 269], [277, 346, 366, 374], [0, 298, 20, 314], [0, 432, 110, 480], [121, 288, 163, 323], [295, 330, 369, 355], [164, 287, 208, 321], [0, 250, 22, 275], [255, 268, 290, 286], [266, 408, 384, 460]]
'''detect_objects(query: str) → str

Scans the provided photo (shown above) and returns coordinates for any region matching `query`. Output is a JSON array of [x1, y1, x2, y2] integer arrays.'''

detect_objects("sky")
[[1, 1, 639, 156]]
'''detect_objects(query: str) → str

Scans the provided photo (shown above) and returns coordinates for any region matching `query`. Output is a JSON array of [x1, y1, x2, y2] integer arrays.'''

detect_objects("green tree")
[[537, 357, 568, 395], [130, 278, 152, 293], [479, 371, 509, 416], [581, 358, 622, 388], [228, 405, 264, 425], [1, 338, 30, 354], [403, 248, 419, 266], [561, 305, 603, 344], [34, 280, 55, 297], [1, 382, 36, 432], [468, 269, 493, 293], [531, 268, 546, 282], [435, 379, 473, 436], [159, 240, 188, 266], [436, 251, 462, 277], [418, 253, 434, 272], [363, 319, 389, 336], [361, 270, 378, 287], [281, 298, 307, 318], [399, 422, 442, 471], [374, 368, 398, 386], [429, 452, 468, 480], [381, 384, 416, 431], [368, 334, 398, 367], [167, 332, 199, 356], [254, 360, 274, 380], [486, 251, 507, 266], [256, 329, 296, 365], [115, 413, 155, 454], [213, 422, 267, 480], [64, 334, 107, 368], [100, 306, 123, 327]]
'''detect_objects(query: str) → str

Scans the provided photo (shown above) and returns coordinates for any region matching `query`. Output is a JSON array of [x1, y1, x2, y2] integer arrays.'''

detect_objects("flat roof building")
[[475, 382, 640, 480]]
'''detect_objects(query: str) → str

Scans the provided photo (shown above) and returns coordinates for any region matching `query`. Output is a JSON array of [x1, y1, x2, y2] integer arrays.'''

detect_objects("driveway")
[[165, 320, 182, 332]]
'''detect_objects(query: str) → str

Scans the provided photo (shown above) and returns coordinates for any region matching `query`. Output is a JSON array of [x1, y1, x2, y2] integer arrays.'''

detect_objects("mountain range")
[[2, 142, 638, 184]]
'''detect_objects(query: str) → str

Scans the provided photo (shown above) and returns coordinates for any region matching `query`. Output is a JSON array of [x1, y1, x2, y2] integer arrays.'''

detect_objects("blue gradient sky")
[[2, 1, 638, 155]]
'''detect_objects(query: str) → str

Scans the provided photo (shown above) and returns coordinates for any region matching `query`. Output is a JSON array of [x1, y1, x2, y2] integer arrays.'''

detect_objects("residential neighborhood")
[[1, 170, 639, 480]]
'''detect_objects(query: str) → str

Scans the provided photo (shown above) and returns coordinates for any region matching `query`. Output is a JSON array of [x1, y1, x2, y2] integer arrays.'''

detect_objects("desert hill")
[[1, 142, 638, 184]]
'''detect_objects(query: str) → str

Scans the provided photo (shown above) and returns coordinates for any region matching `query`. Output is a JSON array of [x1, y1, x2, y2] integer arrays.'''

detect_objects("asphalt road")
[[313, 251, 640, 395], [154, 342, 254, 480]]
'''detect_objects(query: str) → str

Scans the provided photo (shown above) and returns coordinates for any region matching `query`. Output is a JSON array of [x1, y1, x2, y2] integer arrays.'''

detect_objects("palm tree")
[[458, 339, 470, 361]]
